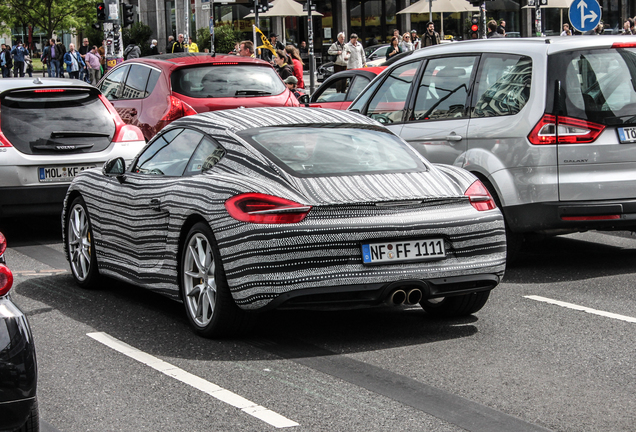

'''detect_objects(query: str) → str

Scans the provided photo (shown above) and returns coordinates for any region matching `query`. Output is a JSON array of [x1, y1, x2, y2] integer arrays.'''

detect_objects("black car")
[[0, 232, 38, 431]]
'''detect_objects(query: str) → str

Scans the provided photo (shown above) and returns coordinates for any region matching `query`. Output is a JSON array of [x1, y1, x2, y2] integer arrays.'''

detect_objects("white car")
[[0, 78, 145, 217]]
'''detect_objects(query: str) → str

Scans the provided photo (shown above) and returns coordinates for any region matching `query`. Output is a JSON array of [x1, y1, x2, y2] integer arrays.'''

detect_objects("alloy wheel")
[[183, 233, 217, 327], [68, 204, 92, 281]]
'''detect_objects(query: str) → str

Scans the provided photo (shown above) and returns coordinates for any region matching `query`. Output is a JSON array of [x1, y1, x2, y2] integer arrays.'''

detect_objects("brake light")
[[0, 265, 13, 297], [225, 193, 312, 224], [465, 181, 496, 211], [612, 42, 636, 48], [528, 114, 605, 145], [212, 62, 239, 65], [34, 89, 66, 93], [561, 215, 620, 221], [161, 95, 197, 123], [0, 232, 6, 256]]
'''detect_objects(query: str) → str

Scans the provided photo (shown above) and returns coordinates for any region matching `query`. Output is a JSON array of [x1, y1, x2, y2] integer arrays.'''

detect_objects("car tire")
[[420, 291, 490, 317], [66, 196, 100, 288], [16, 397, 39, 432], [180, 222, 248, 338]]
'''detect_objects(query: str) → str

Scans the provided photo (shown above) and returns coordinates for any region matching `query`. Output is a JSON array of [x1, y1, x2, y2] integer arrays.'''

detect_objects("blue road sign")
[[569, 0, 601, 33]]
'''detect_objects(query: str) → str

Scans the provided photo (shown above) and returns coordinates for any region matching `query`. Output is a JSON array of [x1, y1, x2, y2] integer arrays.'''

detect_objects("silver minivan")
[[350, 37, 636, 253]]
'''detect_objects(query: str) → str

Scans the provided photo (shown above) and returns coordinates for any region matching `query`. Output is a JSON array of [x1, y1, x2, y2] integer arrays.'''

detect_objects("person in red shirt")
[[285, 45, 305, 89]]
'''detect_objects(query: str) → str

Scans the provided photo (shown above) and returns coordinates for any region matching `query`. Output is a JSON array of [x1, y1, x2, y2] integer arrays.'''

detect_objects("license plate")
[[38, 165, 95, 183], [617, 127, 636, 143], [361, 238, 446, 265]]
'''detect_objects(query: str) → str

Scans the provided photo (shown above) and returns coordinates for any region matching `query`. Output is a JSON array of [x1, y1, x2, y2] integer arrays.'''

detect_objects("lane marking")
[[87, 332, 299, 428], [525, 295, 636, 323]]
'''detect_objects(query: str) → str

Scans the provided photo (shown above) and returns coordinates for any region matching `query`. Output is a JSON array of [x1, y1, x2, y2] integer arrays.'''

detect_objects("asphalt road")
[[2, 216, 635, 432]]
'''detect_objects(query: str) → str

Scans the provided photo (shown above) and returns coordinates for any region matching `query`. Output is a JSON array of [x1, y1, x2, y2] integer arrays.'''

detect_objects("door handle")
[[446, 134, 463, 142], [150, 198, 161, 211]]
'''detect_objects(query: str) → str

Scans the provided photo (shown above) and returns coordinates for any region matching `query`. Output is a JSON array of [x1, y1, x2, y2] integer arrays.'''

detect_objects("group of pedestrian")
[[1, 40, 34, 78], [40, 38, 105, 85], [328, 32, 367, 72], [166, 34, 198, 54]]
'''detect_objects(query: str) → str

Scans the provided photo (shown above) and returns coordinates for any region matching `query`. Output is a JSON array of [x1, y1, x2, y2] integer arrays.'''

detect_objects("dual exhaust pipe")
[[387, 288, 423, 306]]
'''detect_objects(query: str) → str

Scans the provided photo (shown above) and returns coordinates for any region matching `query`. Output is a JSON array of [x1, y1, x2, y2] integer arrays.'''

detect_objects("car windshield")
[[171, 64, 286, 98], [547, 47, 636, 125], [239, 126, 426, 177]]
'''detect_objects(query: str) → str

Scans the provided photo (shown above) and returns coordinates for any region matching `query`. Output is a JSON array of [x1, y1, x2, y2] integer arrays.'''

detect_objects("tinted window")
[[121, 64, 151, 99], [348, 76, 371, 101], [315, 77, 350, 103], [241, 126, 425, 177], [0, 89, 116, 155], [472, 55, 531, 118], [547, 48, 636, 125], [171, 65, 286, 98], [100, 65, 129, 100], [366, 62, 420, 124], [412, 56, 477, 121], [185, 137, 226, 175], [146, 69, 161, 94], [135, 129, 204, 176]]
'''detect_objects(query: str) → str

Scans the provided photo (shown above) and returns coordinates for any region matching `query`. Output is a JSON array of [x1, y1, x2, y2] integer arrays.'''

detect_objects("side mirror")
[[298, 94, 310, 106], [103, 157, 126, 182]]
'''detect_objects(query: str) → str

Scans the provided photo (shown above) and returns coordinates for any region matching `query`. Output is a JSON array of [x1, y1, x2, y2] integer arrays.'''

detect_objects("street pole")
[[253, 0, 259, 59], [481, 2, 486, 39], [185, 0, 189, 52], [308, 0, 315, 94], [535, 2, 542, 36]]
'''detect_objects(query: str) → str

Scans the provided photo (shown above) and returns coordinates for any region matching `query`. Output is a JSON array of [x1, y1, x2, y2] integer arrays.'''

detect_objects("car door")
[[99, 128, 204, 273], [112, 63, 150, 128], [399, 55, 479, 165], [310, 76, 352, 109]]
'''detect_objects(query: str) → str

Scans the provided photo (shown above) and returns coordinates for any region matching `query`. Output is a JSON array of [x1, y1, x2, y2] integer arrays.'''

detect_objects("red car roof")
[[131, 53, 271, 68]]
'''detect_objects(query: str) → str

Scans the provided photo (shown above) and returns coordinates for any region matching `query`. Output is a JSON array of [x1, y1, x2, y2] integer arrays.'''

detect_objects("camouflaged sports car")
[[62, 107, 506, 337]]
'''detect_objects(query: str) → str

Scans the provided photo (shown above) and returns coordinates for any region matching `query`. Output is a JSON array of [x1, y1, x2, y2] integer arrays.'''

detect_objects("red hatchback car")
[[98, 53, 300, 141]]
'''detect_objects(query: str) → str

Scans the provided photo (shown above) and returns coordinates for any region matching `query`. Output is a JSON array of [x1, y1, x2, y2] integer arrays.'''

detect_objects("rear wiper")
[[235, 90, 272, 96], [50, 131, 111, 138]]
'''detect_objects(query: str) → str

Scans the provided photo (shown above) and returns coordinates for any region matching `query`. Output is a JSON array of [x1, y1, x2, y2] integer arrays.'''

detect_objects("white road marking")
[[524, 295, 636, 323], [87, 332, 299, 428]]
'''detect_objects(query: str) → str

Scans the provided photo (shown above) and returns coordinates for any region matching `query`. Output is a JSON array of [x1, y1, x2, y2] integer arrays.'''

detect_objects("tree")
[[197, 24, 240, 55], [122, 22, 154, 56]]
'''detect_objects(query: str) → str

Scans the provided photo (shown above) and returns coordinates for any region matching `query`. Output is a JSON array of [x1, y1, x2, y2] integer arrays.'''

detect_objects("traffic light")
[[123, 3, 135, 27], [96, 2, 106, 21], [470, 15, 479, 39], [114, 35, 121, 52], [258, 0, 273, 12]]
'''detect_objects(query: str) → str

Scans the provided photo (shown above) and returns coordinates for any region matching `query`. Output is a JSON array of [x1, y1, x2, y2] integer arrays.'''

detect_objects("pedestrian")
[[149, 39, 159, 55], [343, 33, 366, 69], [24, 54, 33, 77], [123, 39, 141, 60], [422, 22, 440, 47], [283, 75, 301, 100], [0, 44, 12, 78], [85, 45, 102, 85], [274, 50, 294, 80], [79, 37, 90, 82], [497, 20, 506, 36], [55, 38, 66, 77], [386, 36, 402, 60], [187, 37, 199, 53], [328, 32, 347, 75], [487, 20, 504, 38], [166, 35, 176, 53], [63, 43, 85, 79], [262, 33, 285, 63], [172, 34, 186, 53], [392, 29, 402, 43], [238, 40, 254, 58], [98, 40, 106, 75], [11, 40, 29, 77], [285, 45, 305, 89], [410, 30, 420, 50], [299, 41, 308, 60], [561, 23, 571, 36], [42, 39, 52, 77], [400, 33, 413, 52]]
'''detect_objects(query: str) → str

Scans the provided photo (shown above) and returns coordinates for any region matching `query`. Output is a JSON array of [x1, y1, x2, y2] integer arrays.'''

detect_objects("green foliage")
[[196, 27, 211, 53], [122, 22, 154, 56], [198, 24, 240, 55]]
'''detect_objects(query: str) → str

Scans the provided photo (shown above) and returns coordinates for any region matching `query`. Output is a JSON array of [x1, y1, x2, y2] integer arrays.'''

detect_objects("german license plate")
[[38, 165, 95, 183], [361, 238, 446, 265], [617, 127, 636, 143]]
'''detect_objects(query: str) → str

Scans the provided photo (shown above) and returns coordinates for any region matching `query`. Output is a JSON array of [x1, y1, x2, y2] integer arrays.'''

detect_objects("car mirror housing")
[[103, 157, 126, 182], [298, 94, 310, 105]]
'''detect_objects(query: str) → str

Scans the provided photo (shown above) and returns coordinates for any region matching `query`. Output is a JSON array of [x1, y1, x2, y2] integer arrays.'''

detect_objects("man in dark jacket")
[[172, 34, 186, 53], [422, 22, 440, 47], [11, 40, 29, 77], [487, 20, 504, 38], [0, 44, 13, 78], [55, 38, 66, 77]]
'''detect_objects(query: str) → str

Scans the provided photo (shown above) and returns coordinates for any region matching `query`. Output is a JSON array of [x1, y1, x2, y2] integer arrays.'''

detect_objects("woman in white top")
[[343, 33, 366, 69], [400, 33, 414, 52]]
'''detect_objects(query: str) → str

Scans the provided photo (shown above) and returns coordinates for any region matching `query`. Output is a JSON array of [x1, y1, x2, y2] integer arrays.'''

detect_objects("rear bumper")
[[504, 199, 636, 233], [0, 184, 69, 217]]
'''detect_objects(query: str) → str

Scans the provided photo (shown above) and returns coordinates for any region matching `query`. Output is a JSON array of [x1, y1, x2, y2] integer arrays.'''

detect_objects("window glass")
[[315, 78, 351, 103], [547, 48, 636, 125], [347, 76, 371, 101], [472, 55, 531, 118], [184, 136, 226, 175], [121, 64, 151, 99], [366, 61, 420, 124], [146, 69, 161, 94], [100, 65, 129, 100], [349, 75, 383, 112], [240, 126, 425, 177], [135, 129, 204, 176], [412, 56, 477, 121]]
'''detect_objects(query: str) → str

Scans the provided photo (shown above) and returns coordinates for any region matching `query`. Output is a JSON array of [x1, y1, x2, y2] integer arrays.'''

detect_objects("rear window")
[[547, 47, 636, 125], [171, 64, 286, 98], [239, 126, 426, 177], [1, 88, 116, 155]]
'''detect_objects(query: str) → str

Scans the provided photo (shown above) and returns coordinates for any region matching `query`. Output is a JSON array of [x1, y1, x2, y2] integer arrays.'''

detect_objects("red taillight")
[[225, 193, 312, 224], [612, 42, 636, 48], [0, 232, 6, 256], [161, 95, 197, 124], [34, 89, 66, 93], [465, 180, 496, 211], [561, 215, 620, 221], [528, 114, 605, 145], [0, 265, 13, 296]]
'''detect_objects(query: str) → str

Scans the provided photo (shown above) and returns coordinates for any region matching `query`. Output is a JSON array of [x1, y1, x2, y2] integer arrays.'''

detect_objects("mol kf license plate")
[[38, 165, 95, 183], [361, 238, 446, 265]]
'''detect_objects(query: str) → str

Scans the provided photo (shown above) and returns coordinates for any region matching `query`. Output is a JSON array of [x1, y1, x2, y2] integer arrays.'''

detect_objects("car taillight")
[[0, 265, 13, 296], [225, 193, 312, 224], [465, 180, 496, 211], [161, 95, 197, 123], [612, 42, 636, 48], [528, 114, 605, 145], [0, 232, 6, 256]]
